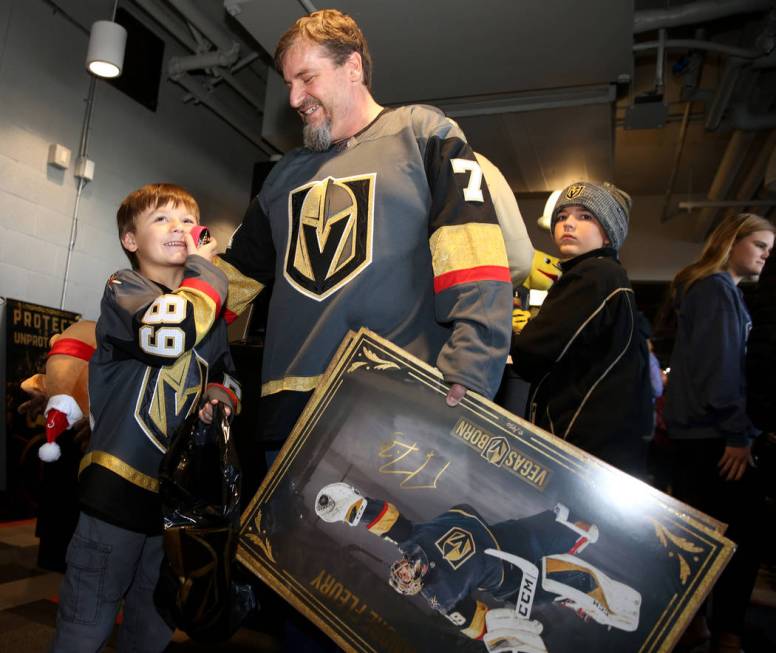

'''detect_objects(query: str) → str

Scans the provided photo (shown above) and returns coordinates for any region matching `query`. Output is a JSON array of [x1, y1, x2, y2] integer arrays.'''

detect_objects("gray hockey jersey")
[[217, 105, 512, 399], [80, 256, 241, 533]]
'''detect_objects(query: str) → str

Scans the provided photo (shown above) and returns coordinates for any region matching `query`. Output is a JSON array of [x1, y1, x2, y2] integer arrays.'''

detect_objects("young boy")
[[511, 181, 652, 473], [51, 183, 241, 652]]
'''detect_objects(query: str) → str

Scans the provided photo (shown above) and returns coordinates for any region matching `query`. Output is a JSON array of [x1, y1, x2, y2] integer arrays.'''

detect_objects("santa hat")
[[38, 394, 84, 462]]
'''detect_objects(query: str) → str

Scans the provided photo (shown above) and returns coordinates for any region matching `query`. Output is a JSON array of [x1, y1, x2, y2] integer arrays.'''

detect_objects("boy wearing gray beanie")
[[511, 181, 652, 474]]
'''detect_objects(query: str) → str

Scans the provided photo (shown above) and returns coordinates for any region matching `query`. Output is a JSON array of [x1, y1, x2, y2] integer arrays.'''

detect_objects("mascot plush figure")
[[20, 320, 96, 462], [513, 251, 561, 334]]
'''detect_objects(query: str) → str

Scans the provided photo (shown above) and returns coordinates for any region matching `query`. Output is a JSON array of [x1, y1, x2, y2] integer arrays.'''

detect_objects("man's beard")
[[303, 116, 333, 152]]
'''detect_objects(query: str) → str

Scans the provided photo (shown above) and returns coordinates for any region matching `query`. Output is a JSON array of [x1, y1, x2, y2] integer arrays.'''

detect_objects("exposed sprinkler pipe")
[[656, 29, 666, 94], [634, 0, 774, 34], [660, 101, 692, 223]]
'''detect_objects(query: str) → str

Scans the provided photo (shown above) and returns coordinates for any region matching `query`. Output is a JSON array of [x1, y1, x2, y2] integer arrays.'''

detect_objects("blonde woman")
[[663, 213, 774, 653]]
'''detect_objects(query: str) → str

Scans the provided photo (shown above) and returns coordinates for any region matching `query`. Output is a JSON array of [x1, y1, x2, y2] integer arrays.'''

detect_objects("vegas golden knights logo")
[[565, 184, 585, 199], [483, 436, 510, 466], [435, 527, 476, 569], [135, 351, 207, 452], [285, 174, 375, 301]]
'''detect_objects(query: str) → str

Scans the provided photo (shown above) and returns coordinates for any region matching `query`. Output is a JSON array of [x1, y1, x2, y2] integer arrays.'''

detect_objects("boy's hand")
[[185, 231, 218, 262], [199, 398, 231, 424]]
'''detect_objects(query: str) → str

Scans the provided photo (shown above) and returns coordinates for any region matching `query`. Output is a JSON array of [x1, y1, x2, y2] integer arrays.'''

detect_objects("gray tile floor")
[[0, 520, 281, 652], [1, 519, 774, 652]]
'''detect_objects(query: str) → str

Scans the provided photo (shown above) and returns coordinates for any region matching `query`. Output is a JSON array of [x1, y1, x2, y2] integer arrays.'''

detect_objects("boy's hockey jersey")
[[80, 256, 241, 534], [216, 105, 512, 399]]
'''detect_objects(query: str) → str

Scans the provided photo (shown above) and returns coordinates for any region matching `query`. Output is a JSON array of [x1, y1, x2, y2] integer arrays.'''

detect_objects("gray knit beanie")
[[551, 181, 632, 250]]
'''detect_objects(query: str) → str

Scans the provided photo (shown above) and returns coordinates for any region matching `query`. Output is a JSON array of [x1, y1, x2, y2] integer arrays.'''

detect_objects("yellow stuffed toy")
[[513, 250, 561, 334], [20, 320, 96, 462]]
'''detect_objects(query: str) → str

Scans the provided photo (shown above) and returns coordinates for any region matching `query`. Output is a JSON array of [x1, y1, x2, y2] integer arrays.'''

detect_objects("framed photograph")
[[238, 328, 734, 653]]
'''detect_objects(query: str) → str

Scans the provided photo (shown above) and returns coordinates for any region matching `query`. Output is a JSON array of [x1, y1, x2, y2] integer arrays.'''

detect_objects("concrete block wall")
[[0, 0, 263, 319]]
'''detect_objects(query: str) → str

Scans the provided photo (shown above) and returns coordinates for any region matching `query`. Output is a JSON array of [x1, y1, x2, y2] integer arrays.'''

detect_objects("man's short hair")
[[116, 183, 199, 269], [274, 9, 373, 89]]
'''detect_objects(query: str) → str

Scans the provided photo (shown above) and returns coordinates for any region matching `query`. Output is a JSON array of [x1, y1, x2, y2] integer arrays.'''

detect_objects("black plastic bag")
[[154, 402, 255, 642]]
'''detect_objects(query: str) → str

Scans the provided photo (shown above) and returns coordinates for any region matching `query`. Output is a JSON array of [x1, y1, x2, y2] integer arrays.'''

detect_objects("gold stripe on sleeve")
[[177, 285, 217, 341], [213, 256, 265, 317], [429, 223, 509, 277], [261, 375, 322, 397]]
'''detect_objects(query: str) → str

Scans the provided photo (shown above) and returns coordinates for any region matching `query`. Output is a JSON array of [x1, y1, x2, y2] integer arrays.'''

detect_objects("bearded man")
[[216, 9, 512, 451]]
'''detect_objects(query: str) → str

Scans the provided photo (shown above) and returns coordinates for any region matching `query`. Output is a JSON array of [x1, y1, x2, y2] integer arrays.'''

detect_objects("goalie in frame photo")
[[314, 482, 641, 653]]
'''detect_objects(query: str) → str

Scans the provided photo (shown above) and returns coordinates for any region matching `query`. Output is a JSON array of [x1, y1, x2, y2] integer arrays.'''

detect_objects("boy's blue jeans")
[[50, 512, 172, 653]]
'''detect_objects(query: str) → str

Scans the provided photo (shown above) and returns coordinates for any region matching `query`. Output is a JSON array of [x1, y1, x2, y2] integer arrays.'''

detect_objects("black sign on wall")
[[1, 299, 79, 518]]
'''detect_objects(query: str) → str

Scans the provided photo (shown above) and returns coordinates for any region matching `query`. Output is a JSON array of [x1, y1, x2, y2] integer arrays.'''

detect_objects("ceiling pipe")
[[434, 85, 615, 119], [131, 0, 272, 150], [633, 39, 763, 59], [168, 44, 239, 78], [298, 0, 318, 13], [655, 29, 666, 94], [634, 0, 774, 34], [167, 0, 238, 53], [660, 101, 692, 222], [174, 73, 275, 156], [181, 52, 260, 103], [137, 0, 257, 105]]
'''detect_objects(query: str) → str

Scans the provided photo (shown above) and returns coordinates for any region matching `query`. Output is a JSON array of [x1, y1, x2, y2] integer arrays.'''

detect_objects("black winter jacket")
[[664, 272, 757, 446], [511, 248, 652, 471]]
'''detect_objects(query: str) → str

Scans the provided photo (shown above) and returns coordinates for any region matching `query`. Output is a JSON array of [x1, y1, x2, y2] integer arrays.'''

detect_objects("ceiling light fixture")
[[85, 1, 126, 79]]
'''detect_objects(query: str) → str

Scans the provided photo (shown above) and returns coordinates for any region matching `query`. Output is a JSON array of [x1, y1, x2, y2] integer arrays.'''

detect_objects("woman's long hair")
[[670, 213, 774, 299], [654, 213, 774, 344]]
